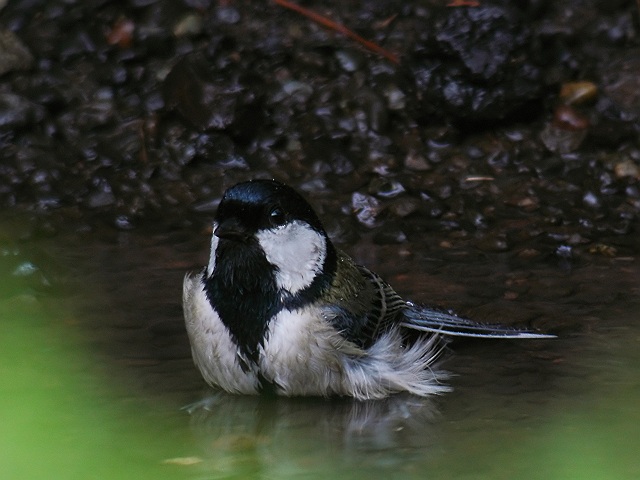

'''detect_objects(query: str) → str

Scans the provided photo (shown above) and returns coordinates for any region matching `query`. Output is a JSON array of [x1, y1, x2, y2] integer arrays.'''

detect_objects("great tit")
[[183, 179, 553, 400]]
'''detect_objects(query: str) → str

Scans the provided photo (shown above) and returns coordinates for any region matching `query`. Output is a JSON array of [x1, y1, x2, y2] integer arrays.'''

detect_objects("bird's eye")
[[269, 207, 287, 227]]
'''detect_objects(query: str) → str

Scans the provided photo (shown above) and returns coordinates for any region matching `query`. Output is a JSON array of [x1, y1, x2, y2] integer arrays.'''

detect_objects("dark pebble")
[[0, 93, 45, 128]]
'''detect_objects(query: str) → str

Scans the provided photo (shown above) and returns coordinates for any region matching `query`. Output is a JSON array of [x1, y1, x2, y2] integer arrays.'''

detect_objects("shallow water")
[[2, 224, 639, 479]]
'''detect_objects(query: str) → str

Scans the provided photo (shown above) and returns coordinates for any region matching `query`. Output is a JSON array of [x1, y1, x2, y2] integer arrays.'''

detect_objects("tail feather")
[[401, 302, 555, 339]]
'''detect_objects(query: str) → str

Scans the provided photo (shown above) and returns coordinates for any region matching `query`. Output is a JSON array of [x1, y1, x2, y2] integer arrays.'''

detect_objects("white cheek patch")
[[206, 221, 219, 277], [256, 221, 326, 294]]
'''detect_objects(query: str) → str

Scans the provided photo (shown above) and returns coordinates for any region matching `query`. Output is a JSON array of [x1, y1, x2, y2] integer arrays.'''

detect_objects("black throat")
[[204, 239, 280, 365], [203, 238, 337, 367]]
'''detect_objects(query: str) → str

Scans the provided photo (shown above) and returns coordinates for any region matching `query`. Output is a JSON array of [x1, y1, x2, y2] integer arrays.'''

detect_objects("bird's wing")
[[324, 251, 554, 344], [320, 255, 408, 349], [355, 265, 407, 343], [401, 303, 555, 339]]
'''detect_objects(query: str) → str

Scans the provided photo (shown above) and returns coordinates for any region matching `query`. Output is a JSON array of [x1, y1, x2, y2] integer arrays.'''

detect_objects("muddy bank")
[[0, 0, 638, 263]]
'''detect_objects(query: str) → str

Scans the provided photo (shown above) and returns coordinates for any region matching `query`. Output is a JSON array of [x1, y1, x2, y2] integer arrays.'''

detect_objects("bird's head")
[[208, 179, 334, 296]]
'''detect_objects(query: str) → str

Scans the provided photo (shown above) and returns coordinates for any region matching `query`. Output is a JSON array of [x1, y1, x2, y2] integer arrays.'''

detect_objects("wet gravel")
[[0, 0, 639, 262]]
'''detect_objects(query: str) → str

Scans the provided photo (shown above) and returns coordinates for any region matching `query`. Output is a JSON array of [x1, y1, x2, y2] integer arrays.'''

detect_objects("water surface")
[[2, 226, 638, 479]]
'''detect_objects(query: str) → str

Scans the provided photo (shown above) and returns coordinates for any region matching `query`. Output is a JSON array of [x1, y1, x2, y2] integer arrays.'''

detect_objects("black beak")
[[214, 218, 250, 241]]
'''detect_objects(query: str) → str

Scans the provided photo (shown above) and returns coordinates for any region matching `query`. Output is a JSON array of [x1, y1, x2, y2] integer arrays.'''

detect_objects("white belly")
[[259, 307, 365, 396]]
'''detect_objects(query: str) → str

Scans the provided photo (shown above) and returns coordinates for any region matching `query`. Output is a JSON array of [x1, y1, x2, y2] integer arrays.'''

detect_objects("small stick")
[[447, 1, 481, 6], [272, 0, 400, 64]]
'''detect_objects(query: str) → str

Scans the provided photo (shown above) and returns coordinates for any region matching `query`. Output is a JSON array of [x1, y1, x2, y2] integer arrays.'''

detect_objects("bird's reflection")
[[183, 390, 443, 474]]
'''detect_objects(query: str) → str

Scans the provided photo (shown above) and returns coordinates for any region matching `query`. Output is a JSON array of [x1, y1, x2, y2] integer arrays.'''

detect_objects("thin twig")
[[446, 0, 480, 6], [272, 0, 399, 64]]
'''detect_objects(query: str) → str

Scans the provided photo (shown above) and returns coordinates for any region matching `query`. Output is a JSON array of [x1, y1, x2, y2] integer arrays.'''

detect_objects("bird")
[[183, 179, 554, 400]]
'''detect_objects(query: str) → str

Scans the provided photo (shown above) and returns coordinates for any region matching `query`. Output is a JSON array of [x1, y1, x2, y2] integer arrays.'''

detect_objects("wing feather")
[[355, 265, 406, 343]]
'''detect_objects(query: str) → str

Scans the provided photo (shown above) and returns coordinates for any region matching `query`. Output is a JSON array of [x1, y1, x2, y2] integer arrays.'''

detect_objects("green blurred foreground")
[[0, 297, 194, 480]]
